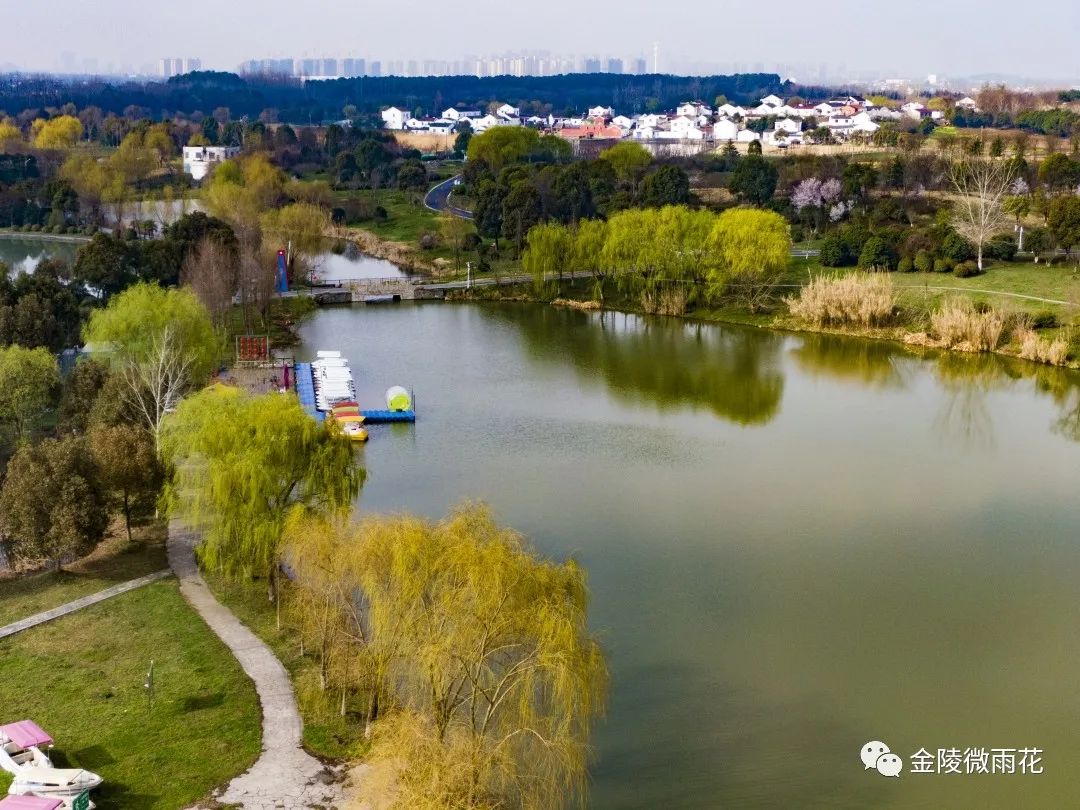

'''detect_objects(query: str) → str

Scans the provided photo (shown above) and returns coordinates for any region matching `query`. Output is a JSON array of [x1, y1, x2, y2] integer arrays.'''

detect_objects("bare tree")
[[119, 326, 196, 453], [948, 156, 1016, 271], [181, 237, 237, 326]]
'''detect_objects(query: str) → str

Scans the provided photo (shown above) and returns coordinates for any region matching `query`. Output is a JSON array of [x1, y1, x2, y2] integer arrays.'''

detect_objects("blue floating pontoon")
[[294, 363, 324, 422], [360, 409, 416, 424]]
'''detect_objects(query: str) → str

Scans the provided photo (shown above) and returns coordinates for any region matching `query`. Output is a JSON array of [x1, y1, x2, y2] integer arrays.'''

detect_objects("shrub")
[[819, 234, 848, 267], [858, 236, 896, 270], [418, 232, 439, 250], [930, 299, 1005, 351], [1031, 311, 1059, 329], [940, 231, 975, 263], [790, 225, 805, 243], [914, 250, 934, 273], [373, 206, 388, 221], [786, 273, 895, 327], [1016, 327, 1069, 365], [898, 256, 915, 273], [933, 258, 952, 273], [985, 234, 1018, 262], [953, 260, 982, 278]]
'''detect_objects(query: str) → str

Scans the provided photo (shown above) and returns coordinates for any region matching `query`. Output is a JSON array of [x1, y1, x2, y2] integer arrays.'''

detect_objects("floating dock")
[[294, 362, 324, 422], [294, 359, 415, 425], [359, 409, 416, 424]]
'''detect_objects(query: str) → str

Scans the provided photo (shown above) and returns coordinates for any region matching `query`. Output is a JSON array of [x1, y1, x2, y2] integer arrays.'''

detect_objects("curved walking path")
[[167, 521, 346, 809]]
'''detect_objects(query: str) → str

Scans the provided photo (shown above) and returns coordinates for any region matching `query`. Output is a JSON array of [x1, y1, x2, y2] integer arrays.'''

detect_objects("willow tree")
[[573, 218, 610, 303], [354, 505, 608, 810], [708, 208, 792, 309], [83, 283, 221, 452], [163, 386, 363, 613], [522, 222, 573, 296]]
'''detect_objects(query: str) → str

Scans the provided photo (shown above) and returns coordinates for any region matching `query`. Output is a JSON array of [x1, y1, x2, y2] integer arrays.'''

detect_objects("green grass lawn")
[[338, 189, 440, 245], [790, 257, 1080, 317], [0, 524, 168, 627], [0, 580, 261, 809], [204, 572, 369, 761]]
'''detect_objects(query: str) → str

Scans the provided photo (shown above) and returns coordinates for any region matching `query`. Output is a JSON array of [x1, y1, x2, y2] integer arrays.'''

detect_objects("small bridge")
[[305, 278, 449, 304]]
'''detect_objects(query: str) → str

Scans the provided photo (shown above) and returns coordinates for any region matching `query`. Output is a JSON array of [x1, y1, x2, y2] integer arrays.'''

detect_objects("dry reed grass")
[[786, 273, 895, 327], [1016, 327, 1070, 366], [930, 299, 1005, 352]]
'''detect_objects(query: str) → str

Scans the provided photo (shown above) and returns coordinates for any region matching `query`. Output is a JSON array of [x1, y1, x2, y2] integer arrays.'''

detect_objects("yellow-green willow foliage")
[[162, 385, 363, 608], [522, 205, 791, 310], [285, 504, 608, 810]]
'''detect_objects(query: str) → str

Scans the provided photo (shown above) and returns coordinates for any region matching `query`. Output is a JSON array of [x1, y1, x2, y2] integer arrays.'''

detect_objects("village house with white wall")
[[379, 91, 958, 151]]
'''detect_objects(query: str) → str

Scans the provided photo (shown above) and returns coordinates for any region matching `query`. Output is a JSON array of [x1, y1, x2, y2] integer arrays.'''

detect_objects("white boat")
[[1, 722, 100, 808], [0, 723, 51, 774], [10, 768, 101, 803]]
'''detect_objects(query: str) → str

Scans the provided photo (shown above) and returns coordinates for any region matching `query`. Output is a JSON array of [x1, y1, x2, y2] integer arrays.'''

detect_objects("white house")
[[677, 102, 712, 118], [632, 126, 658, 140], [587, 105, 615, 119], [497, 103, 521, 118], [612, 115, 634, 130], [760, 94, 784, 108], [718, 103, 746, 118], [638, 113, 667, 128], [736, 129, 761, 143], [852, 112, 880, 134], [182, 145, 240, 181], [669, 116, 706, 140], [381, 106, 408, 130], [956, 96, 978, 110], [751, 103, 779, 117], [713, 119, 739, 141], [774, 118, 803, 135], [813, 102, 836, 116], [901, 102, 927, 119]]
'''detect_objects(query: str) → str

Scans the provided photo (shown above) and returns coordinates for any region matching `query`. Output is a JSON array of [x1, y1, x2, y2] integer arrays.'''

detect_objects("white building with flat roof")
[[182, 145, 240, 181]]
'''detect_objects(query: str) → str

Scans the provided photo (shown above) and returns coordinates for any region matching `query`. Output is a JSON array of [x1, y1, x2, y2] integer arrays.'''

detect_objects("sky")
[[2, 0, 1079, 83]]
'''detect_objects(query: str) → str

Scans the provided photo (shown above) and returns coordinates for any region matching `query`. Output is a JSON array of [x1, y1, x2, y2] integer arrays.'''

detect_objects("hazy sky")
[[3, 0, 1079, 81]]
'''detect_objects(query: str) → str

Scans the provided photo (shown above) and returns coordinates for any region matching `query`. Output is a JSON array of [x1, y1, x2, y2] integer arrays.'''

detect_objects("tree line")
[[0, 70, 786, 123]]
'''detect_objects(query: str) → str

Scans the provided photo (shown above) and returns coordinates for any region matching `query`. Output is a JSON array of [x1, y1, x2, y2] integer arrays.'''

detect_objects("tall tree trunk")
[[364, 688, 379, 739], [123, 491, 132, 543]]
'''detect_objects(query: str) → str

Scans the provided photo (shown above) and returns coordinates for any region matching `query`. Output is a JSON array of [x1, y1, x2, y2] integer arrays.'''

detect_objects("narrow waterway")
[[298, 302, 1080, 808]]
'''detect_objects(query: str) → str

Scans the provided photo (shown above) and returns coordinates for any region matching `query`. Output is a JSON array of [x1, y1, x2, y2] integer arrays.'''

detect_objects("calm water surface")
[[0, 236, 79, 275], [298, 302, 1080, 809]]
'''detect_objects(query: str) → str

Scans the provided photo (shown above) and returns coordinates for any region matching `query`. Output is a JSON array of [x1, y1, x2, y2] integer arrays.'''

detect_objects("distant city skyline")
[[4, 0, 1079, 85]]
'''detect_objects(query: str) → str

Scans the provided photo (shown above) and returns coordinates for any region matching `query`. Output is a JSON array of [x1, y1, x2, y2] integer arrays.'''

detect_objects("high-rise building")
[[583, 58, 602, 73], [607, 58, 623, 74], [160, 57, 200, 78], [342, 58, 365, 78], [632, 57, 647, 75], [321, 58, 338, 77], [369, 61, 382, 77]]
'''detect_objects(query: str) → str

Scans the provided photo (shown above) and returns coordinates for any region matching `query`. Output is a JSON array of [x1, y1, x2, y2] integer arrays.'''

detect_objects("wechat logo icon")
[[862, 741, 903, 777]]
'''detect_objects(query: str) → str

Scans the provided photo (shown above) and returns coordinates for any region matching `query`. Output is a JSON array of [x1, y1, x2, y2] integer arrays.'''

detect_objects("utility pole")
[[653, 42, 659, 74], [466, 261, 472, 289]]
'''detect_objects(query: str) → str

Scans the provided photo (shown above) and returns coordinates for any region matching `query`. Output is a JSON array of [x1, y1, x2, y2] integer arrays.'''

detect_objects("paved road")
[[0, 569, 173, 640], [168, 521, 348, 810], [424, 175, 474, 220]]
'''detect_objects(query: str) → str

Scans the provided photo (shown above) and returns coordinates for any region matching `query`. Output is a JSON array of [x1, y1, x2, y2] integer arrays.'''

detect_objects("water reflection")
[[931, 352, 1080, 448], [489, 306, 786, 426], [789, 332, 909, 390], [0, 238, 79, 276]]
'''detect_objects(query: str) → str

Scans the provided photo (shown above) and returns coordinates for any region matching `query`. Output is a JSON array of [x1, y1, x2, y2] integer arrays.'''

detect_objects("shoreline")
[[0, 229, 91, 244], [446, 285, 1080, 372]]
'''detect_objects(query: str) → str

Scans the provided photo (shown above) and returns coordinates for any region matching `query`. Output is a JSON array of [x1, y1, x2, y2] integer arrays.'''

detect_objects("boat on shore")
[[1, 721, 101, 808]]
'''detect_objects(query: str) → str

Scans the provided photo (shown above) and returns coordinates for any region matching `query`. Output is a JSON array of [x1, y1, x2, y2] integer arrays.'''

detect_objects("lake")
[[298, 302, 1080, 809], [0, 236, 81, 275]]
